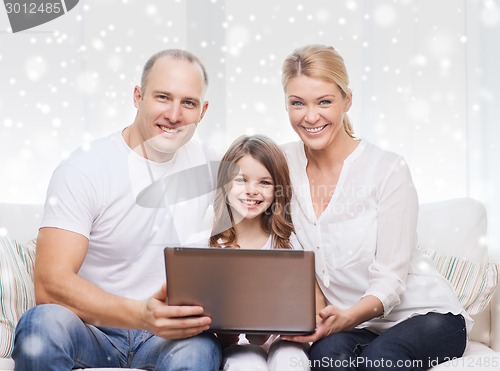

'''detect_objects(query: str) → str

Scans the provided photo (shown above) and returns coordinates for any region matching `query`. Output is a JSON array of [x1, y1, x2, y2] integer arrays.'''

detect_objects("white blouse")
[[282, 139, 472, 334]]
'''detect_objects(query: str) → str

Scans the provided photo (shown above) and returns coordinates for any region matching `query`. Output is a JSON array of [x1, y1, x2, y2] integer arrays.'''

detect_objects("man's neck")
[[122, 125, 175, 163]]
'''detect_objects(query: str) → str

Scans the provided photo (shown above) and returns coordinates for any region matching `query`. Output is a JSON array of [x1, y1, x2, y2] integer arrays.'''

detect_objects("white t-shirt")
[[214, 233, 302, 250], [41, 130, 217, 300], [260, 233, 302, 250], [282, 139, 472, 334]]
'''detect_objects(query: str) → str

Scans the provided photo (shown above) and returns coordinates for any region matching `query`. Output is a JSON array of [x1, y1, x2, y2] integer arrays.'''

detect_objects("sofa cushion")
[[429, 341, 500, 370], [0, 236, 36, 358], [422, 249, 499, 315]]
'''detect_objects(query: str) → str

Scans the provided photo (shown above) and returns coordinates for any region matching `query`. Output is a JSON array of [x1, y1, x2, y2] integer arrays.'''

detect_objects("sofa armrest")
[[489, 251, 500, 351]]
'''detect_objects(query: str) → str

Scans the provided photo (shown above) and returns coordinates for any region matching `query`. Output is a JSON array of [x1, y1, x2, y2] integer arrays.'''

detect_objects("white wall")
[[1, 0, 499, 249]]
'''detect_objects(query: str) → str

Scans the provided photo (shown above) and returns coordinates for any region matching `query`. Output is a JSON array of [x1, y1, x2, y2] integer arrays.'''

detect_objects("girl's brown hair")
[[282, 44, 355, 138], [209, 135, 294, 249]]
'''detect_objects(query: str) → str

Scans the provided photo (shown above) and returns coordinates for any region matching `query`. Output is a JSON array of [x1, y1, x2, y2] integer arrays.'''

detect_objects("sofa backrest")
[[0, 203, 43, 244], [417, 197, 488, 262]]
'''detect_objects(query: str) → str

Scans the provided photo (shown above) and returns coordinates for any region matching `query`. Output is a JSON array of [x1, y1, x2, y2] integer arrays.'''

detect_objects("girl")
[[279, 44, 471, 370], [210, 135, 321, 371]]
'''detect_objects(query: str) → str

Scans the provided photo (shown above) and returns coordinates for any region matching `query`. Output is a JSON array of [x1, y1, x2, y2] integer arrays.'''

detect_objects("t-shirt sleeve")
[[40, 163, 100, 239]]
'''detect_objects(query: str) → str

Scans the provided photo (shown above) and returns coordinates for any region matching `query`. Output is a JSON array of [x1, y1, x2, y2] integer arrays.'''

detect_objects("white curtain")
[[0, 0, 498, 249]]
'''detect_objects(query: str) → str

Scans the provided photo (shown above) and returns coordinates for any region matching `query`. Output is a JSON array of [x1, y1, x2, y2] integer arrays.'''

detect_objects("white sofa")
[[1, 198, 500, 370]]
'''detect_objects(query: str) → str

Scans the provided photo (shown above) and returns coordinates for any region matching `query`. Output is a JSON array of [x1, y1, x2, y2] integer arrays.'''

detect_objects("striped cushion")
[[0, 236, 36, 358], [423, 249, 499, 315]]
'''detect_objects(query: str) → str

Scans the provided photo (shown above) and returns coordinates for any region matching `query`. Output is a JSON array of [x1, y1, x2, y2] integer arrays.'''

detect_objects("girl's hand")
[[216, 333, 240, 348], [281, 304, 355, 343]]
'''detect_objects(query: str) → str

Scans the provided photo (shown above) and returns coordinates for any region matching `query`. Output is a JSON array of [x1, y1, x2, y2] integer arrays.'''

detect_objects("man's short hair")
[[140, 49, 209, 94]]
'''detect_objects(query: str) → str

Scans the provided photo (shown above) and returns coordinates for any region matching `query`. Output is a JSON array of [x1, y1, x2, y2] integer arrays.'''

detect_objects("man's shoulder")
[[55, 130, 124, 179], [63, 130, 123, 165]]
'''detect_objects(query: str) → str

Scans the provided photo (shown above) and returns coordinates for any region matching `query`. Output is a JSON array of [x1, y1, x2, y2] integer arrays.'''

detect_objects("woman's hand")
[[282, 296, 383, 343], [281, 304, 355, 343]]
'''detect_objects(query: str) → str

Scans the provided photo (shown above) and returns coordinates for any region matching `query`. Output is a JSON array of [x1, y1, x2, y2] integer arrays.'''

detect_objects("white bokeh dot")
[[316, 9, 329, 22], [481, 0, 500, 27], [25, 56, 48, 82], [374, 4, 396, 27], [4, 119, 13, 128]]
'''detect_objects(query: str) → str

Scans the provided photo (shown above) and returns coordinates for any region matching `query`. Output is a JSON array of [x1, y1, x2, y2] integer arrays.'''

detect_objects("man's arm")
[[35, 227, 212, 339]]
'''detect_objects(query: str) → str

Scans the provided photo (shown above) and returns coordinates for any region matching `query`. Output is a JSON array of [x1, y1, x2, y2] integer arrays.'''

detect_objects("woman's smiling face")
[[285, 74, 352, 151]]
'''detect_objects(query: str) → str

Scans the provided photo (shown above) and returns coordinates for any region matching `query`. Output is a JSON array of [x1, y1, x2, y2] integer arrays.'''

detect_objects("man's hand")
[[141, 284, 212, 339]]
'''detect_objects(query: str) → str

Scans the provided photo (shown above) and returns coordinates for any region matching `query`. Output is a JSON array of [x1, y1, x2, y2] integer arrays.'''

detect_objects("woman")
[[280, 45, 471, 370]]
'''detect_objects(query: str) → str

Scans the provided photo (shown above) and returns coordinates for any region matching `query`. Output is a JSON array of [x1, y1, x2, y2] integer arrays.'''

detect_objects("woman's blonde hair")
[[281, 44, 355, 138], [210, 135, 294, 249]]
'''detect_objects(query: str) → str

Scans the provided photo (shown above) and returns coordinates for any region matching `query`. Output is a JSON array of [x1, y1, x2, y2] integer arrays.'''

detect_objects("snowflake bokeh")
[[0, 0, 498, 248]]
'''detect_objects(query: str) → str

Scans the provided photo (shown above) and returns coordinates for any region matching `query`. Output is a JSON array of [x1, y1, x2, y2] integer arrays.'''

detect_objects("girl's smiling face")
[[227, 154, 275, 221]]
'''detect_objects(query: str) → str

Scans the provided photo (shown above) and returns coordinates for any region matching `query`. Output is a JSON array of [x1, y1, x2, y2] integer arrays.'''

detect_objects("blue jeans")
[[13, 304, 222, 371], [309, 312, 466, 371]]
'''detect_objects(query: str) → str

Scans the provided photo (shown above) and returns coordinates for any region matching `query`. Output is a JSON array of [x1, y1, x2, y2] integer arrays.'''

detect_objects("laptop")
[[164, 247, 316, 335]]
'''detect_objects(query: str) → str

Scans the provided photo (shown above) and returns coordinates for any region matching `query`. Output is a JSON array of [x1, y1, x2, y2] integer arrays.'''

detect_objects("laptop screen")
[[164, 247, 316, 335]]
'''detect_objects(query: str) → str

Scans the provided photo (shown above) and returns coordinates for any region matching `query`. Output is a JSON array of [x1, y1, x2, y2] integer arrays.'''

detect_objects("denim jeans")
[[13, 304, 222, 371], [309, 312, 466, 371]]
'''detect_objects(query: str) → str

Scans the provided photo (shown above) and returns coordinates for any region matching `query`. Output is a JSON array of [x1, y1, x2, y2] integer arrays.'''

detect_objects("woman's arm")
[[315, 280, 327, 321], [363, 157, 419, 316]]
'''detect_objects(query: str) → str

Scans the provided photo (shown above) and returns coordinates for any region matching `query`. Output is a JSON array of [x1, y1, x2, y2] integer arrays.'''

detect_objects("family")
[[12, 46, 471, 371]]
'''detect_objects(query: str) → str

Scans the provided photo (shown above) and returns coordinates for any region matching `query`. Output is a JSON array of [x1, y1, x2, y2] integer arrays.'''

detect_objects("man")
[[13, 49, 222, 370]]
